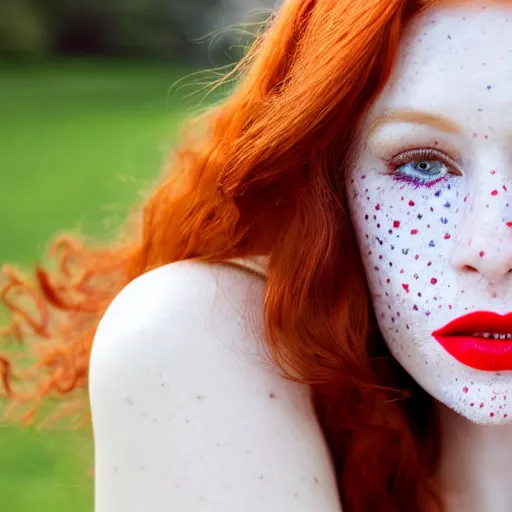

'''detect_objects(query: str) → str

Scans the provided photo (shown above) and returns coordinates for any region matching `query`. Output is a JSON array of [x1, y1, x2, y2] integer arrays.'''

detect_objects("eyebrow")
[[368, 109, 462, 137]]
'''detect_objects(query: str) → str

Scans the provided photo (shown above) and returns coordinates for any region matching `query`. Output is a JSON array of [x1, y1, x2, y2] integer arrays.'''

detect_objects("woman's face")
[[347, 4, 512, 424]]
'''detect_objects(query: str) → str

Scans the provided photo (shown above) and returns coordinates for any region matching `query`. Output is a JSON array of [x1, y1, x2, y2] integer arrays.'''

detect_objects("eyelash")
[[387, 148, 463, 187]]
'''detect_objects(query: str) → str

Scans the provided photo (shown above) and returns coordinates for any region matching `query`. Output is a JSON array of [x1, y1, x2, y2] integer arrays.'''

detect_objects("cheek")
[[349, 174, 463, 327], [348, 172, 512, 422]]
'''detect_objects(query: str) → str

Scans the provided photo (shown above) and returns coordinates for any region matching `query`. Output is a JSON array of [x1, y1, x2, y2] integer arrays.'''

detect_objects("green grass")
[[1, 59, 196, 265], [0, 59, 198, 511]]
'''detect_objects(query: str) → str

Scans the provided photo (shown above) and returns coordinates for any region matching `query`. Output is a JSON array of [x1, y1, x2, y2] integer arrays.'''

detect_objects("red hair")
[[1, 0, 444, 510]]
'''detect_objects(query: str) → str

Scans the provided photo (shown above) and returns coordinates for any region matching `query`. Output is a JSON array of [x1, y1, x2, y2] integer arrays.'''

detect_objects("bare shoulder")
[[90, 260, 342, 512], [91, 260, 268, 370]]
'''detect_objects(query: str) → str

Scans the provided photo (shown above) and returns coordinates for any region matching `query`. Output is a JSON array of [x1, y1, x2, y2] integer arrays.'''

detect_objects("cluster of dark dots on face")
[[353, 166, 512, 334], [357, 177, 463, 327], [351, 165, 512, 420], [461, 385, 509, 419]]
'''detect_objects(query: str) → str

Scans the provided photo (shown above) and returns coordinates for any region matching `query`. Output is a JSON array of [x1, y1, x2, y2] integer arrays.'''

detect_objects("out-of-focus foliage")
[[0, 1, 50, 58], [0, 0, 273, 64]]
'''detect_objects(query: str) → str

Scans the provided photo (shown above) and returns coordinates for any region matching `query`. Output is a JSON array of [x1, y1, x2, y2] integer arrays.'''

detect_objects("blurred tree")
[[0, 0, 49, 59], [0, 0, 274, 64]]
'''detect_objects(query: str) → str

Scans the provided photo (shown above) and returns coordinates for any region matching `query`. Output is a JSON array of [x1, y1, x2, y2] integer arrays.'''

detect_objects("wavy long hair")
[[1, 0, 445, 511]]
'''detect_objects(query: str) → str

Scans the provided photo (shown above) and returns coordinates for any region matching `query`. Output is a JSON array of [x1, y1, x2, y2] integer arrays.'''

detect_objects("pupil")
[[417, 161, 430, 171]]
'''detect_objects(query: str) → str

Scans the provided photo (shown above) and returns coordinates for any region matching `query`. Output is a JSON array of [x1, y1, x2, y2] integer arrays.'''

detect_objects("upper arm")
[[89, 261, 342, 512]]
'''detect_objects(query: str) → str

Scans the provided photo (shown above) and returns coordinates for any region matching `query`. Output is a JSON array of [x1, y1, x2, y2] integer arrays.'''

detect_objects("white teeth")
[[473, 332, 512, 340]]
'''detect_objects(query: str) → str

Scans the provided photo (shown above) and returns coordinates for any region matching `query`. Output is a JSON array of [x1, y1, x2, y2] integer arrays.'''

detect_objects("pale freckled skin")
[[348, 6, 512, 427], [354, 163, 512, 414], [347, 4, 512, 511]]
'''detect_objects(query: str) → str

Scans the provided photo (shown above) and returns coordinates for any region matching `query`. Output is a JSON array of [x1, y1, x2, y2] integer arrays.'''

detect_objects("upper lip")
[[433, 311, 512, 337]]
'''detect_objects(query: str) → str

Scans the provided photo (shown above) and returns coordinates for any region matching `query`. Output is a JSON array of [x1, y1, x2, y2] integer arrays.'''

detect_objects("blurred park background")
[[0, 1, 273, 510]]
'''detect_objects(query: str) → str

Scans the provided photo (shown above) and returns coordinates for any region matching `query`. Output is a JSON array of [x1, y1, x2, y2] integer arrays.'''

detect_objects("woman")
[[2, 0, 511, 510]]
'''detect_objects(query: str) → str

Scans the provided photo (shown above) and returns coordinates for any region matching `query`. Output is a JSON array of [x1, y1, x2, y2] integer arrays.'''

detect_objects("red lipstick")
[[432, 311, 512, 371]]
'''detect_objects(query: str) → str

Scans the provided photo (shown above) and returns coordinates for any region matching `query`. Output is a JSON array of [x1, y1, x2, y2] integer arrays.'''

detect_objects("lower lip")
[[433, 335, 512, 371]]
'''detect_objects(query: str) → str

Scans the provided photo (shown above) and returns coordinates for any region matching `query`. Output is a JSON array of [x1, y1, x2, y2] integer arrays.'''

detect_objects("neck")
[[437, 404, 512, 512]]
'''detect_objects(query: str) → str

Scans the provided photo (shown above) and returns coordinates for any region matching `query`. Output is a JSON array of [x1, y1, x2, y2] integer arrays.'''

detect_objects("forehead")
[[368, 4, 512, 119]]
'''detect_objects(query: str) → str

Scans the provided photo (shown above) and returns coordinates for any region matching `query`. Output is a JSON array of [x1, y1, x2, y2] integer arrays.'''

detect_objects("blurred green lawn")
[[0, 59, 196, 511]]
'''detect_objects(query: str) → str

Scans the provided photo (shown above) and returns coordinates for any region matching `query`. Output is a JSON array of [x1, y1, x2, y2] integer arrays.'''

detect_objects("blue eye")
[[397, 159, 449, 182], [389, 148, 462, 186]]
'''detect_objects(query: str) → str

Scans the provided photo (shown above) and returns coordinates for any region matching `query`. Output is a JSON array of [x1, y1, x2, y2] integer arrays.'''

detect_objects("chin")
[[456, 407, 512, 426], [436, 385, 512, 426]]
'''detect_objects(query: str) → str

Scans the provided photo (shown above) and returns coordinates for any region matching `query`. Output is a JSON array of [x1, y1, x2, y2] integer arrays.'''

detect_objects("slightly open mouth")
[[432, 312, 512, 371]]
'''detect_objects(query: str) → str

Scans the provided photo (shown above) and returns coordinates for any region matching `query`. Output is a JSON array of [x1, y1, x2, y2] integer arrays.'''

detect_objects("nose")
[[452, 243, 512, 285], [452, 219, 512, 287]]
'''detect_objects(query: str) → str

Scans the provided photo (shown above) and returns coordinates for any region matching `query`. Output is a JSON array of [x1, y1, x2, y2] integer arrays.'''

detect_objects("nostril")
[[463, 265, 478, 273]]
